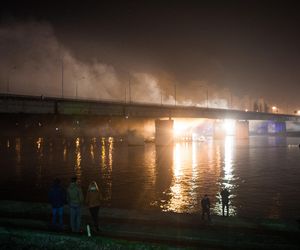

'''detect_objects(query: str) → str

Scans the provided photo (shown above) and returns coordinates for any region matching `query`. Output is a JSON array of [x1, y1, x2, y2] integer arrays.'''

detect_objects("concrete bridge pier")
[[155, 119, 174, 146], [236, 120, 249, 139]]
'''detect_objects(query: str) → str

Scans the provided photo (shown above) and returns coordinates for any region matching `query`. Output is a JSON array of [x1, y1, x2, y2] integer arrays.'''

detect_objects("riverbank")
[[0, 200, 299, 249]]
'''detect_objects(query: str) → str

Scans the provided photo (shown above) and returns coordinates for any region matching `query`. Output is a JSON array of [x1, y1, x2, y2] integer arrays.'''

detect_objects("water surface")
[[0, 135, 300, 219]]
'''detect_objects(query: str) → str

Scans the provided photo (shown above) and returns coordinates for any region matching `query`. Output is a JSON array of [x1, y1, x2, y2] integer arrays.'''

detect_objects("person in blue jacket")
[[48, 178, 66, 230]]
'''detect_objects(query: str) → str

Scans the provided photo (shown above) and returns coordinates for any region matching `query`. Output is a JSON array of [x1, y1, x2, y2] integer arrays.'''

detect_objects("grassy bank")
[[0, 200, 299, 249], [0, 226, 188, 250]]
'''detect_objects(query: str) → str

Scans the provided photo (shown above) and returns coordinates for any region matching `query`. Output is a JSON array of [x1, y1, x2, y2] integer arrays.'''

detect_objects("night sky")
[[1, 1, 300, 111]]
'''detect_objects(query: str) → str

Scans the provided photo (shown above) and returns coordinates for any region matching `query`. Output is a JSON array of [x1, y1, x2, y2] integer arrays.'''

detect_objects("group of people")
[[201, 188, 230, 221], [48, 177, 101, 232], [49, 177, 230, 232]]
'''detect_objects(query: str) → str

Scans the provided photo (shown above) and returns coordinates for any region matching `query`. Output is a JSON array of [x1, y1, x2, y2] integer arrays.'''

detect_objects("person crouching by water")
[[67, 177, 84, 233], [86, 181, 102, 231], [48, 178, 66, 231], [220, 188, 230, 217], [201, 194, 211, 221]]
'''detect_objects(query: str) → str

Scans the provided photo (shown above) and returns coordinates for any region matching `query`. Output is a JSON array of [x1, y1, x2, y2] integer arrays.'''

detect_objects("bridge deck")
[[0, 93, 298, 121]]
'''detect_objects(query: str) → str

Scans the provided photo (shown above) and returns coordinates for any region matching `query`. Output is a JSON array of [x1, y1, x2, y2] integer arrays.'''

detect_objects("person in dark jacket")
[[86, 181, 102, 231], [67, 176, 84, 233], [220, 188, 230, 216], [48, 178, 66, 230], [201, 194, 211, 221]]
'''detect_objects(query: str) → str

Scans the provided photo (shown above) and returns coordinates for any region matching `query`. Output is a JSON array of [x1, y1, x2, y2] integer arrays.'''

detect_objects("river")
[[0, 135, 300, 220]]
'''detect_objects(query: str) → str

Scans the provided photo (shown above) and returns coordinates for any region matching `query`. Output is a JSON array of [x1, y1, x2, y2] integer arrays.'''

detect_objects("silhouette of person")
[[220, 188, 230, 216], [86, 181, 102, 231], [48, 178, 66, 230], [201, 194, 211, 221], [67, 177, 84, 233]]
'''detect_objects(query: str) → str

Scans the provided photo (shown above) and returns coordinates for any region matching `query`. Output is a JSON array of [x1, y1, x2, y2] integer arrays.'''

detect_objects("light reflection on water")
[[0, 135, 300, 219], [75, 137, 82, 183], [213, 136, 237, 216], [36, 137, 44, 188]]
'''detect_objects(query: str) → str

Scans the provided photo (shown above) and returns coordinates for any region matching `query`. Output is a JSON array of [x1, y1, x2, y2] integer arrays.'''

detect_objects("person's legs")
[[207, 209, 211, 221], [225, 203, 229, 216], [202, 209, 205, 220], [70, 206, 76, 232], [94, 206, 100, 230], [75, 205, 81, 232], [222, 203, 225, 216], [52, 207, 57, 226], [89, 206, 99, 230], [58, 206, 64, 229]]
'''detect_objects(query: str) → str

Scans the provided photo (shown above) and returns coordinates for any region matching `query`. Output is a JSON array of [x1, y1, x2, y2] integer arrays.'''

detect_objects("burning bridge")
[[0, 94, 299, 145]]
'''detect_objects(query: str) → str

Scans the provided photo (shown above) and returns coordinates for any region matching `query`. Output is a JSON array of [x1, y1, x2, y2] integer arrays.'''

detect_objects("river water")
[[0, 135, 300, 220]]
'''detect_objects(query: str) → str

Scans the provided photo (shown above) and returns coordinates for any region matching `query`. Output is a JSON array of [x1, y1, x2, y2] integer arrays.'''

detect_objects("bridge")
[[0, 93, 299, 145], [0, 93, 298, 121]]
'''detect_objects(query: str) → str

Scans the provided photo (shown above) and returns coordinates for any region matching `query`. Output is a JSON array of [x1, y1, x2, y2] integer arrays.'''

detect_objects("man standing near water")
[[220, 188, 230, 217], [67, 177, 84, 233], [48, 178, 66, 231], [201, 194, 211, 221]]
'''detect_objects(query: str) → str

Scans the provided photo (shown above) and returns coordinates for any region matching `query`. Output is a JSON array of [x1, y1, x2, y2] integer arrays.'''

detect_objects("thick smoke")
[[0, 21, 124, 99], [0, 20, 256, 110]]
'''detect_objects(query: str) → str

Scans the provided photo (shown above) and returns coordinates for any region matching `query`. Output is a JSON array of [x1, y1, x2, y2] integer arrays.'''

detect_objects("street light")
[[7, 66, 17, 94], [61, 57, 64, 98], [174, 84, 177, 106], [160, 88, 163, 105], [76, 80, 78, 99], [124, 85, 127, 103], [128, 73, 132, 103], [199, 85, 208, 108], [229, 91, 233, 109], [272, 106, 278, 113], [76, 76, 85, 99], [189, 83, 208, 108]]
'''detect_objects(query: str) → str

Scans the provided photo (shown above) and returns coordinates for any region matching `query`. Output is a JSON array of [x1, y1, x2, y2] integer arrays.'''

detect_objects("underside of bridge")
[[1, 113, 300, 146]]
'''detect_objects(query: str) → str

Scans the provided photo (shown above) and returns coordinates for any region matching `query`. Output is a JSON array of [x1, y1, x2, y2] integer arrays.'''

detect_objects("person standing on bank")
[[48, 178, 66, 230], [86, 181, 102, 231], [220, 188, 230, 217], [201, 194, 211, 221], [67, 177, 84, 233]]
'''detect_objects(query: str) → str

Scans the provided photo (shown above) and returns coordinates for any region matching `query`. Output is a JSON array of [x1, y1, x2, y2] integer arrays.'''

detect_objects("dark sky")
[[1, 0, 300, 110]]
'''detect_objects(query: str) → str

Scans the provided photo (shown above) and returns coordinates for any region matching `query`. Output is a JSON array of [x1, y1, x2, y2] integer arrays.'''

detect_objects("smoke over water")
[[0, 21, 253, 110]]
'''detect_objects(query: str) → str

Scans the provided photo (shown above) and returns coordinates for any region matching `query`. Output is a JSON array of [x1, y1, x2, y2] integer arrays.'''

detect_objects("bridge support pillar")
[[236, 120, 249, 139], [155, 119, 173, 146], [213, 120, 226, 139], [268, 121, 286, 134]]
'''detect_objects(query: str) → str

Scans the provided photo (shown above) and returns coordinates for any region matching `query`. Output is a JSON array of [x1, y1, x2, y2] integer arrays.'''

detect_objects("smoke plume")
[[0, 20, 254, 110]]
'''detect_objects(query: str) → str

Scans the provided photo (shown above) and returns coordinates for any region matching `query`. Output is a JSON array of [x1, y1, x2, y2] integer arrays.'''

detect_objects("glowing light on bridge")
[[272, 106, 278, 113], [173, 118, 208, 140], [173, 120, 189, 137], [223, 119, 236, 136]]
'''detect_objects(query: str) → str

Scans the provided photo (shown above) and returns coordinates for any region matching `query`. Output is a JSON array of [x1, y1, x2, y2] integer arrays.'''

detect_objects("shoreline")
[[0, 200, 299, 249]]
